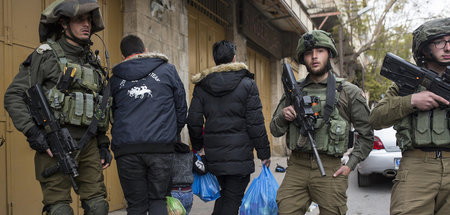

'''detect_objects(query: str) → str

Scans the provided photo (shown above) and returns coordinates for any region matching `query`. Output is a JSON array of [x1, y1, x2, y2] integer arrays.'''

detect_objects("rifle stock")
[[380, 52, 450, 101], [282, 62, 326, 177], [24, 84, 79, 192]]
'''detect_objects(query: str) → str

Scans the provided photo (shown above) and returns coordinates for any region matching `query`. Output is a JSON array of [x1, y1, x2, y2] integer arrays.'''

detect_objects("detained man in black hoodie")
[[187, 40, 271, 215], [110, 35, 187, 215]]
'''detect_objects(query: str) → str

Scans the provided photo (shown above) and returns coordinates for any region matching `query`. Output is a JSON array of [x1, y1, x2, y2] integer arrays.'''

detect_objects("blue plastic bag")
[[192, 155, 221, 202], [239, 166, 279, 215]]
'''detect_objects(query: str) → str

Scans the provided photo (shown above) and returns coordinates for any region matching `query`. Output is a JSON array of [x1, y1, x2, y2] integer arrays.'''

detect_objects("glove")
[[193, 153, 207, 175], [25, 125, 49, 153], [98, 143, 112, 167]]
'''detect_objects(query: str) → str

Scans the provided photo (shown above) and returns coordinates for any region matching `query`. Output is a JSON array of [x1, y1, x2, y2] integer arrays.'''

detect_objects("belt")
[[404, 149, 450, 159], [172, 186, 192, 192], [292, 151, 340, 161], [292, 151, 315, 160]]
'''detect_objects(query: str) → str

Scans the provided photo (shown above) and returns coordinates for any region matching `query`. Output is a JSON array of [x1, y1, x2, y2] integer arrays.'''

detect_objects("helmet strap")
[[326, 58, 332, 71], [64, 19, 93, 47]]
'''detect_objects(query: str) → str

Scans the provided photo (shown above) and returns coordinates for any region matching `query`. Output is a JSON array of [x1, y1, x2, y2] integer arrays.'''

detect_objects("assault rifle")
[[380, 52, 450, 101], [282, 62, 326, 177], [23, 84, 80, 192]]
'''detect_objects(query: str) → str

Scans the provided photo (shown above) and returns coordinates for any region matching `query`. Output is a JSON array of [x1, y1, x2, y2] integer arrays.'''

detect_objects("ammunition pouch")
[[44, 40, 112, 131], [395, 87, 450, 150], [397, 108, 450, 149], [298, 107, 349, 156], [327, 115, 349, 155], [57, 62, 100, 93], [296, 81, 349, 156], [47, 88, 112, 130]]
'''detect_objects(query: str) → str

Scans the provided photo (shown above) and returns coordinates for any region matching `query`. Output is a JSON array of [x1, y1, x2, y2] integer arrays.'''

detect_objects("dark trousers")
[[212, 174, 250, 215], [116, 153, 174, 215]]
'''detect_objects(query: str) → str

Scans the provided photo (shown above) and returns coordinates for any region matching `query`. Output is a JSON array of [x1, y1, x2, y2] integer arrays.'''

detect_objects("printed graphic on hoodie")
[[120, 80, 126, 89], [127, 85, 152, 99]]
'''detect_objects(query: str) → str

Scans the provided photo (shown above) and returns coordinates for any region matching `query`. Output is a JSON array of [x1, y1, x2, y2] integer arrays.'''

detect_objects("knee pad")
[[82, 196, 109, 215], [47, 203, 74, 215]]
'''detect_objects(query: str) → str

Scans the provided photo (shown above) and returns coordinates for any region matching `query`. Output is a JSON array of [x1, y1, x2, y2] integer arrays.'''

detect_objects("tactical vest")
[[44, 40, 112, 131], [288, 78, 349, 156], [394, 86, 450, 150]]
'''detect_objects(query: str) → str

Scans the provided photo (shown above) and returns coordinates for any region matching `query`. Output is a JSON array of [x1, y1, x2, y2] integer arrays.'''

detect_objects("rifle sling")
[[324, 71, 336, 123]]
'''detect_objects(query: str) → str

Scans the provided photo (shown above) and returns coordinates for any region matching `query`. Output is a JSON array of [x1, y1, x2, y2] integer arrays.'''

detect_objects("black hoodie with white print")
[[111, 53, 187, 158]]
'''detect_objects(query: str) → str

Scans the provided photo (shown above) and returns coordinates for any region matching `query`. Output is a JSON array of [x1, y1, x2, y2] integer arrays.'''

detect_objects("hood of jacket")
[[191, 62, 254, 96], [112, 52, 168, 80]]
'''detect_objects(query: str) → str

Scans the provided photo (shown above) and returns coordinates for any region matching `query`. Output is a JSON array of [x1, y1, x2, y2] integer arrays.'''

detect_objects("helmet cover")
[[296, 30, 338, 64], [412, 18, 450, 66], [39, 0, 104, 42]]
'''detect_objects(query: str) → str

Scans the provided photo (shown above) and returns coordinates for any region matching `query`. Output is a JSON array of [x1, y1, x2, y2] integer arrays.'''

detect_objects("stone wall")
[[223, 1, 247, 64]]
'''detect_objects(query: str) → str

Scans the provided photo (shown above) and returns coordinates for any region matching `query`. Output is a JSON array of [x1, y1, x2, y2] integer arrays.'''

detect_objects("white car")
[[356, 127, 402, 187]]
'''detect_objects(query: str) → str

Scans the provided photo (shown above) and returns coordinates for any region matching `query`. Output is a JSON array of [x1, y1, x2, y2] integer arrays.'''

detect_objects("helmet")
[[296, 30, 338, 64], [39, 0, 104, 43], [412, 18, 450, 66]]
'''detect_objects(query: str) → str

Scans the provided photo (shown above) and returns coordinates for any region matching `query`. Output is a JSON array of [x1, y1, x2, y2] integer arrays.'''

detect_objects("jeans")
[[117, 153, 174, 215], [171, 189, 193, 214], [212, 175, 250, 215]]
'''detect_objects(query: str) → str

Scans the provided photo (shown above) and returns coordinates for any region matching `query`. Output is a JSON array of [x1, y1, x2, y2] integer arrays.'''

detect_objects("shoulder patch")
[[36, 44, 52, 54]]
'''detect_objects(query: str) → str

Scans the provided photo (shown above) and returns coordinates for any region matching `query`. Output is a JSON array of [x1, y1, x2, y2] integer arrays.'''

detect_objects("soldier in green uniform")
[[270, 30, 373, 215], [370, 18, 450, 215], [4, 0, 112, 214]]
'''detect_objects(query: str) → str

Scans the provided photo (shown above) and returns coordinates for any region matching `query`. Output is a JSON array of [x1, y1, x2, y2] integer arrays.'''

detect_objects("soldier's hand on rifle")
[[333, 165, 351, 177], [411, 91, 449, 111], [98, 144, 112, 169], [282, 105, 297, 121], [25, 125, 53, 157]]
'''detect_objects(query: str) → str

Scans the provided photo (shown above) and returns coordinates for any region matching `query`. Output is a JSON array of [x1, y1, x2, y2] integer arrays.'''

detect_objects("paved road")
[[109, 156, 393, 215], [347, 172, 393, 215]]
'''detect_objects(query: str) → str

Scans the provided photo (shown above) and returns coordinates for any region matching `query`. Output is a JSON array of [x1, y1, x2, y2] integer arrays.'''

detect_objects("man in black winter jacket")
[[110, 35, 187, 215], [187, 40, 271, 215]]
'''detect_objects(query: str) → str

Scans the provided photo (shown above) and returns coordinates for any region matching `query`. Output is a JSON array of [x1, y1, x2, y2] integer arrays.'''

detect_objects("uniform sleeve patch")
[[36, 44, 52, 54]]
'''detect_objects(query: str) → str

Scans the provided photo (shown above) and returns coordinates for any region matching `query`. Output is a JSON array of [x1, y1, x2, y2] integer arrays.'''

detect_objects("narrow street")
[[110, 156, 394, 215]]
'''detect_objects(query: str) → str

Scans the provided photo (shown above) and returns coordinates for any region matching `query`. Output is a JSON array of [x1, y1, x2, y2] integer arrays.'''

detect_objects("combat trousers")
[[390, 149, 450, 215], [276, 151, 348, 215], [35, 137, 107, 206]]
